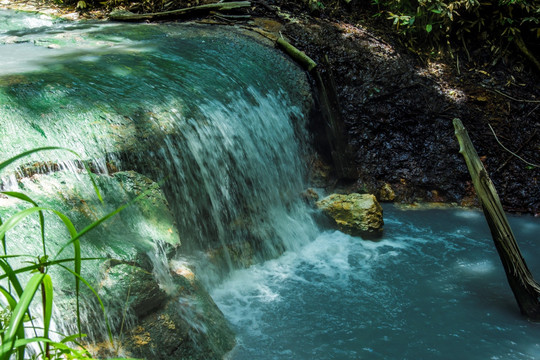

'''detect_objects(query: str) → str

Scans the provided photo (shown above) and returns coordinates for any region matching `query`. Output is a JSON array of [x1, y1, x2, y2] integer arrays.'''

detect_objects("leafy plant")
[[0, 147, 135, 359], [370, 0, 540, 69]]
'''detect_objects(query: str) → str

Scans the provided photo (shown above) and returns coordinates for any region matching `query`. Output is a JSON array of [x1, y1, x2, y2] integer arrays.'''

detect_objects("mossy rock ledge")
[[316, 193, 384, 238]]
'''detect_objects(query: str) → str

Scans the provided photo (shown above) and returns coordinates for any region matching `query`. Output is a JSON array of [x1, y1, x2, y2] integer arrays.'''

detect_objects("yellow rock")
[[316, 193, 384, 238]]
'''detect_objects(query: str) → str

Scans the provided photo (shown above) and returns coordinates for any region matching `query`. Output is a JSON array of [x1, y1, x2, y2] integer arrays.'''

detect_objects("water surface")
[[212, 206, 540, 359]]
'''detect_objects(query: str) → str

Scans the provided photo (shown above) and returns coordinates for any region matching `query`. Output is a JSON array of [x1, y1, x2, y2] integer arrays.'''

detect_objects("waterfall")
[[0, 9, 317, 298]]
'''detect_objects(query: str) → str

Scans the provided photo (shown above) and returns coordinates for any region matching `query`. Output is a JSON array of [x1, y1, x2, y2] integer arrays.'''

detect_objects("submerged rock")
[[316, 193, 383, 238]]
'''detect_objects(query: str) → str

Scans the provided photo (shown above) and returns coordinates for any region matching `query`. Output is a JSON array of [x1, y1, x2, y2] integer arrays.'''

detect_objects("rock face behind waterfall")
[[0, 170, 235, 359], [316, 193, 383, 238], [99, 262, 235, 360]]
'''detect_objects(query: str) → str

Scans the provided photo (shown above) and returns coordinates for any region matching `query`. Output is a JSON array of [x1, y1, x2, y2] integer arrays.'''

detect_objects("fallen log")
[[276, 37, 317, 72], [109, 1, 251, 21], [453, 118, 540, 320]]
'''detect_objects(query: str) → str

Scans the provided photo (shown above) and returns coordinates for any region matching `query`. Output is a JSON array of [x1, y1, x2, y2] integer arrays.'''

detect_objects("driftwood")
[[109, 1, 251, 21], [453, 118, 540, 320], [276, 38, 317, 72]]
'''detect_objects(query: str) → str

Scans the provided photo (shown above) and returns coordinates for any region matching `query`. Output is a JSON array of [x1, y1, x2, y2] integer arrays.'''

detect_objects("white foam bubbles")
[[456, 259, 496, 275]]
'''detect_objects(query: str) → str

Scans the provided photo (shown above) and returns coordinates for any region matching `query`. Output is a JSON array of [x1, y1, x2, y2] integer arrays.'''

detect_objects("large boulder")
[[316, 193, 383, 238]]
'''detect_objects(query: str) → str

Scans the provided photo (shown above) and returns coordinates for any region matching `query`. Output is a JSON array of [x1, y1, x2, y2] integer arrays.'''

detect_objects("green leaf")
[[426, 23, 433, 32], [0, 285, 18, 310], [0, 257, 104, 281], [42, 274, 53, 341], [1, 273, 45, 360], [58, 265, 114, 345], [0, 259, 24, 298], [1, 192, 46, 256]]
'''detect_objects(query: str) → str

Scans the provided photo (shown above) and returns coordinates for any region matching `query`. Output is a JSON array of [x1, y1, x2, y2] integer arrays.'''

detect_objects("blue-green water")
[[212, 207, 540, 359]]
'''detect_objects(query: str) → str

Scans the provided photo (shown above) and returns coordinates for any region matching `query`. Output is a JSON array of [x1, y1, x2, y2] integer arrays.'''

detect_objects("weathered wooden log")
[[453, 118, 540, 320], [276, 37, 317, 72], [109, 1, 251, 21]]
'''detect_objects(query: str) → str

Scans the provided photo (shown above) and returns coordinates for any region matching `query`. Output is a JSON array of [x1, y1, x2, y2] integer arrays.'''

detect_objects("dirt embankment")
[[269, 4, 539, 215]]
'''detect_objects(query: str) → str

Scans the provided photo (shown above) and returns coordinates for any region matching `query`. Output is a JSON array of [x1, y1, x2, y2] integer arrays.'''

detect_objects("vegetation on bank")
[[367, 0, 540, 70]]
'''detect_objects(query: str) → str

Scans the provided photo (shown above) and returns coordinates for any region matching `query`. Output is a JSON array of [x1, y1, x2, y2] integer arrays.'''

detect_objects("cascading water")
[[0, 7, 317, 355], [212, 207, 540, 359], [0, 8, 317, 280], [2, 8, 540, 360]]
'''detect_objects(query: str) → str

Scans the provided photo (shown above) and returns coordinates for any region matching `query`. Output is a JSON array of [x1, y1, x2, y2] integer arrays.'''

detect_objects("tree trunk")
[[453, 118, 540, 320]]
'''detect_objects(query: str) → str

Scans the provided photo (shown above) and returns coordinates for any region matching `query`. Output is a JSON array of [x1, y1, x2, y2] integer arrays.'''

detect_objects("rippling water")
[[212, 206, 540, 359]]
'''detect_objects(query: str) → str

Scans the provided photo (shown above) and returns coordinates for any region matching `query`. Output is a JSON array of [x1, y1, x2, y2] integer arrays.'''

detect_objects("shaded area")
[[281, 17, 539, 214], [0, 10, 317, 283]]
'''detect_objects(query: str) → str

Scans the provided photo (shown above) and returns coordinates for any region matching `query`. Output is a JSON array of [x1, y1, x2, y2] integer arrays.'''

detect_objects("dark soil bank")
[[280, 14, 539, 215]]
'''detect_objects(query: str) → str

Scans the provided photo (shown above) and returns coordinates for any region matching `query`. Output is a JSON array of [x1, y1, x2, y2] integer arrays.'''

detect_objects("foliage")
[[0, 147, 135, 359], [370, 0, 540, 63]]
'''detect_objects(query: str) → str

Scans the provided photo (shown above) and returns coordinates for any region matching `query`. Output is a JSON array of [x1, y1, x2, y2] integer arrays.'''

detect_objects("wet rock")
[[301, 187, 320, 206], [0, 170, 234, 359], [120, 268, 236, 360], [99, 263, 168, 320], [316, 193, 383, 237], [378, 183, 395, 202]]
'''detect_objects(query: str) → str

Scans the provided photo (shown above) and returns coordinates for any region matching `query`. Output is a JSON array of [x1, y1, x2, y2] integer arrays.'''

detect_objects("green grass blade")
[[0, 216, 5, 257], [0, 205, 83, 333], [0, 263, 35, 359], [1, 192, 46, 256], [48, 210, 82, 334], [0, 257, 105, 281], [0, 259, 24, 297], [0, 146, 65, 172], [0, 254, 29, 259], [58, 264, 114, 344], [0, 337, 49, 357], [0, 284, 25, 355], [0, 285, 17, 309], [60, 333, 87, 343], [54, 184, 157, 261], [0, 207, 48, 244], [1, 273, 45, 360], [0, 146, 103, 202], [0, 336, 90, 358], [54, 202, 131, 260], [42, 274, 53, 341]]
